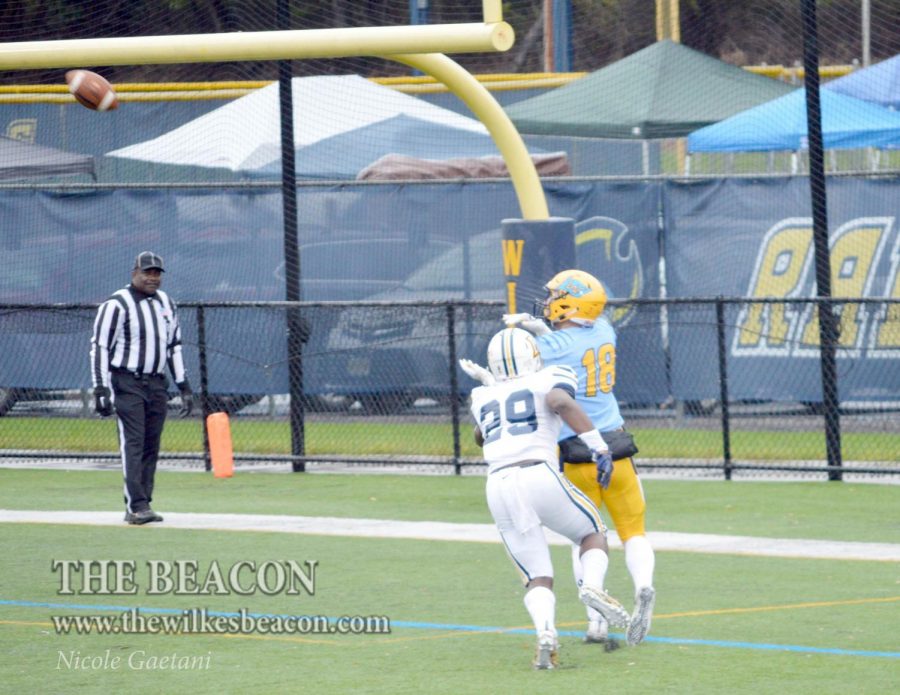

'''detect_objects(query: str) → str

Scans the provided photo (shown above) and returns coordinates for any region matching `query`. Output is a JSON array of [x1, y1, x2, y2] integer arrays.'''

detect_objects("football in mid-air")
[[65, 69, 118, 111]]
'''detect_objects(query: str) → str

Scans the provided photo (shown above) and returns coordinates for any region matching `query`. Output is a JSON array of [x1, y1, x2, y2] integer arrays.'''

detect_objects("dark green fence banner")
[[664, 177, 900, 402], [1, 177, 896, 406]]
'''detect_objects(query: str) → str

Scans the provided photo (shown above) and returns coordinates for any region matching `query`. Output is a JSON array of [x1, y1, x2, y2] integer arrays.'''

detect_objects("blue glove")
[[593, 451, 614, 489]]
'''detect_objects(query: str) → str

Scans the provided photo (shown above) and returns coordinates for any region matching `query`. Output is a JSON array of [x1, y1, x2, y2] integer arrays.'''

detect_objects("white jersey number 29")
[[479, 389, 538, 444]]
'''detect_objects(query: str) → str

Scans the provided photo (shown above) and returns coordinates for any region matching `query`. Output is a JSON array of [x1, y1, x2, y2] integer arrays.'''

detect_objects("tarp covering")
[[105, 75, 501, 176], [356, 150, 569, 181], [247, 113, 514, 179], [824, 54, 900, 109], [0, 136, 95, 180], [505, 40, 796, 139], [687, 88, 900, 152]]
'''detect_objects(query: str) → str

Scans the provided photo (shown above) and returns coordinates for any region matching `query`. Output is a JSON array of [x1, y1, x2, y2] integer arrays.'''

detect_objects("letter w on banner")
[[501, 217, 576, 313]]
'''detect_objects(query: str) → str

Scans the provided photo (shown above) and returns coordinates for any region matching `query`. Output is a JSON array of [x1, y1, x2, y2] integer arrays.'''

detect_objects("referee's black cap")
[[134, 251, 165, 272]]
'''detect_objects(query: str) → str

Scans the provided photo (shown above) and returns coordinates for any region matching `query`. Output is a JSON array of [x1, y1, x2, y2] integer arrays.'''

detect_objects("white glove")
[[459, 359, 495, 386], [502, 312, 551, 336]]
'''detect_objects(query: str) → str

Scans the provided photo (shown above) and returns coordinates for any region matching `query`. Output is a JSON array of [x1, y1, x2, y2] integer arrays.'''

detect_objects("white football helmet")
[[486, 327, 543, 381]]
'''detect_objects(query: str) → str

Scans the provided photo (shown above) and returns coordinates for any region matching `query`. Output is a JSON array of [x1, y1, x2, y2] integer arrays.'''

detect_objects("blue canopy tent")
[[687, 88, 900, 154], [686, 88, 900, 173], [824, 54, 900, 110]]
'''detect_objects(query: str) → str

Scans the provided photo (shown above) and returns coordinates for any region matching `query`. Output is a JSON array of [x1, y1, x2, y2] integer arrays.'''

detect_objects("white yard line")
[[1, 456, 898, 484], [1, 509, 897, 561]]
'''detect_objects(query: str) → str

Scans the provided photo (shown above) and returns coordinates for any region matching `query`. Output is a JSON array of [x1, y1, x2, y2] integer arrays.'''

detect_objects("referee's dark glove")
[[177, 381, 193, 418], [93, 386, 113, 417]]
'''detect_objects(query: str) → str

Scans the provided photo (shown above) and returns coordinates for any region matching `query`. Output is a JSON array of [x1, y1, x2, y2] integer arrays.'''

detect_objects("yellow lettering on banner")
[[800, 226, 883, 348], [737, 226, 811, 348], [575, 227, 613, 258], [6, 118, 37, 142], [874, 257, 900, 349], [506, 281, 517, 313], [502, 239, 525, 276]]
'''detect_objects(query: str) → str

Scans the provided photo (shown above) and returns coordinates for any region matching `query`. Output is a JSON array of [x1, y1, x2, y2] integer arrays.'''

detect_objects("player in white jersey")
[[504, 270, 656, 648], [461, 327, 630, 670]]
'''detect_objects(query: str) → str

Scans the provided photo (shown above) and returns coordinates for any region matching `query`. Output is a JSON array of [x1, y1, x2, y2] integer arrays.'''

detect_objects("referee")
[[90, 251, 193, 525]]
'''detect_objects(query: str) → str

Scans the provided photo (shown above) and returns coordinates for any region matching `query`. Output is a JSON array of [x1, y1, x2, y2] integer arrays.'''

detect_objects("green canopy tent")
[[506, 40, 796, 174]]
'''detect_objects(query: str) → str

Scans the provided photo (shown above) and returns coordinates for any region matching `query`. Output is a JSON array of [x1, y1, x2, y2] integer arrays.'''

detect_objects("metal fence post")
[[196, 305, 211, 472], [715, 298, 732, 480], [446, 303, 462, 475], [801, 0, 843, 481]]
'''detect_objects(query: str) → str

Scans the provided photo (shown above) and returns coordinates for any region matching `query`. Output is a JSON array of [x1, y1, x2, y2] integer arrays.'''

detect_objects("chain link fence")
[[1, 298, 897, 481]]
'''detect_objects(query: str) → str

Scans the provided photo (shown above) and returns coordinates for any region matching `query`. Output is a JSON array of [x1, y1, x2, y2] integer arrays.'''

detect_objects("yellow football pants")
[[563, 457, 647, 542]]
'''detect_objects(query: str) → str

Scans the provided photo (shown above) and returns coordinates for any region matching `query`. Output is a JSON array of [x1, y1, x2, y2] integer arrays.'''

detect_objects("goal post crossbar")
[[0, 24, 513, 70]]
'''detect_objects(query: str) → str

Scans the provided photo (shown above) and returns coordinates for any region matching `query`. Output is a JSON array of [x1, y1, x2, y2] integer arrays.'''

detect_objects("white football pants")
[[486, 462, 607, 582]]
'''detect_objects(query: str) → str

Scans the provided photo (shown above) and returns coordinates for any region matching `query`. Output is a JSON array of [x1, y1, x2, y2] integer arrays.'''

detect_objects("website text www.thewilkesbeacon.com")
[[52, 608, 391, 636]]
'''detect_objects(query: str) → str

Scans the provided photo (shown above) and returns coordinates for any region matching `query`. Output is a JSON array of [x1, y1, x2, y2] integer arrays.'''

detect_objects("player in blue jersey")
[[505, 269, 656, 647]]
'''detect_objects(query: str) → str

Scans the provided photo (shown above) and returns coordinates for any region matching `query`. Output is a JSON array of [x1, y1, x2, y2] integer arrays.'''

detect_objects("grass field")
[[0, 469, 897, 693], [2, 416, 899, 461]]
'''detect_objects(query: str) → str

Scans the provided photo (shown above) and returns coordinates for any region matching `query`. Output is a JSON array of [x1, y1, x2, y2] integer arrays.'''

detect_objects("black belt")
[[111, 368, 164, 380], [491, 459, 545, 474]]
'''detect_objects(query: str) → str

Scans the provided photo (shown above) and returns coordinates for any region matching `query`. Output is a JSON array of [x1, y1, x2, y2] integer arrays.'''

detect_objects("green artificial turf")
[[2, 416, 898, 461]]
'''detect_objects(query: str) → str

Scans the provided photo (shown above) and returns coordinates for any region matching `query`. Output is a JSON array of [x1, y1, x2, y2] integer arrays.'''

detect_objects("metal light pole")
[[861, 0, 871, 67], [409, 0, 430, 26], [543, 0, 572, 72]]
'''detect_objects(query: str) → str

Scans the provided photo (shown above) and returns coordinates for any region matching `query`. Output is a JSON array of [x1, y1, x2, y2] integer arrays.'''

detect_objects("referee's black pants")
[[112, 371, 169, 513]]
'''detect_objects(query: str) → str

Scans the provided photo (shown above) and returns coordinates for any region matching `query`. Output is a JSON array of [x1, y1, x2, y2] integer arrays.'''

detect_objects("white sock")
[[579, 548, 610, 591], [570, 544, 583, 586], [571, 544, 604, 622], [624, 535, 655, 593], [523, 586, 556, 635]]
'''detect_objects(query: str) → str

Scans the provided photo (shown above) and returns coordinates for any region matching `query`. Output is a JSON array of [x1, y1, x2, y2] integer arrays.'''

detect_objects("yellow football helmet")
[[540, 269, 607, 325]]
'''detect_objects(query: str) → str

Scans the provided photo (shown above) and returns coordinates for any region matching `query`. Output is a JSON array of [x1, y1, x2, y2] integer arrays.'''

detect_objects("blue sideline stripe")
[[2, 598, 898, 659]]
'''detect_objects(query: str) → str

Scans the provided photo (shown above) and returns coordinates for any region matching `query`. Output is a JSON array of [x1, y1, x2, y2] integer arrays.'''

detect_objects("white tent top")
[[106, 74, 489, 171]]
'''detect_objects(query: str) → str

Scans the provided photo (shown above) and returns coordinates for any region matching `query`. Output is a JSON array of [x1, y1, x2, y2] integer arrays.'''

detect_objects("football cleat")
[[626, 586, 656, 646], [579, 585, 630, 628], [533, 630, 559, 670], [584, 619, 621, 651], [584, 618, 608, 643]]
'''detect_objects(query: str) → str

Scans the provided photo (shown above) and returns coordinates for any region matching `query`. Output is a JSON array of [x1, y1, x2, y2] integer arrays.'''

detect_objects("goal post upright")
[[391, 52, 549, 220]]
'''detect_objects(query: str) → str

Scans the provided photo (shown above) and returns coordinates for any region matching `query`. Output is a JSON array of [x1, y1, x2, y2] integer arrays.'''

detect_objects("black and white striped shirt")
[[90, 285, 187, 388]]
